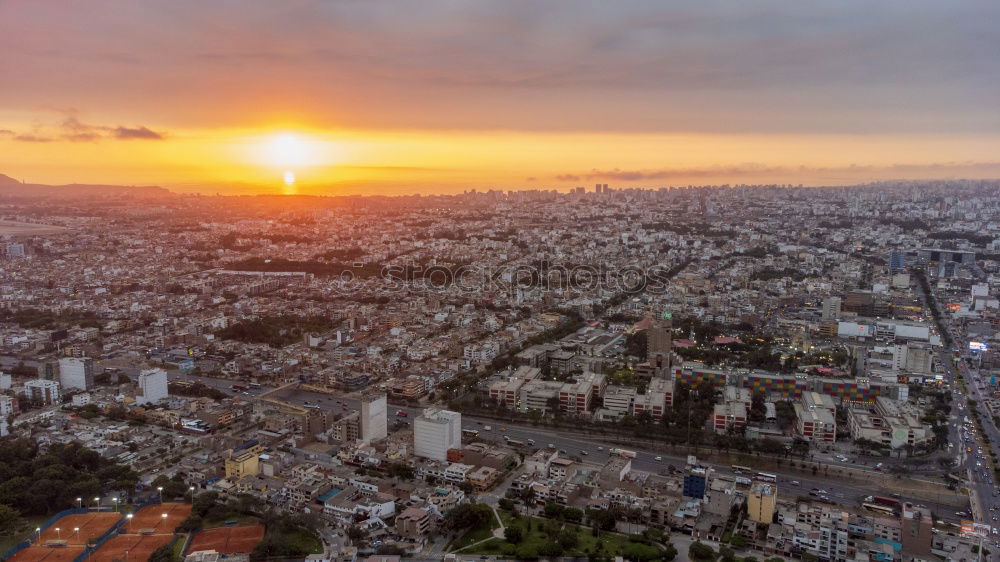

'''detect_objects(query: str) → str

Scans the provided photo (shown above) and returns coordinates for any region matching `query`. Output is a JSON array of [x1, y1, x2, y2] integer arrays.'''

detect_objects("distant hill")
[[0, 173, 173, 199]]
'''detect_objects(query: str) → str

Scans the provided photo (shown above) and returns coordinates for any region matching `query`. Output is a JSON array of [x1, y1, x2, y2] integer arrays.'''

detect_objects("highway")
[[128, 360, 973, 528], [917, 283, 1000, 553], [268, 386, 968, 525]]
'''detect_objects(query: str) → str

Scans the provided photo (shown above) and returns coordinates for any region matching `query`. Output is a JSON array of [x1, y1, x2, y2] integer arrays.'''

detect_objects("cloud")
[[113, 126, 164, 140], [13, 134, 54, 143], [555, 174, 581, 182], [0, 114, 165, 143]]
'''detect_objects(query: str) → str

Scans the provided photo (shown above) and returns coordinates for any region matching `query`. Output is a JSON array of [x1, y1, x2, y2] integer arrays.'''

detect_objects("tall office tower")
[[747, 481, 777, 523], [647, 308, 673, 376], [137, 368, 169, 405], [58, 357, 94, 391], [413, 408, 462, 461], [359, 391, 387, 444], [821, 296, 841, 322], [888, 251, 906, 272]]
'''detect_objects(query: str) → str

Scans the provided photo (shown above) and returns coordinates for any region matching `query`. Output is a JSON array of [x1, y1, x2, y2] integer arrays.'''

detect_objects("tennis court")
[[186, 524, 265, 555], [7, 545, 86, 562], [89, 533, 174, 562], [126, 503, 192, 534], [35, 512, 121, 546]]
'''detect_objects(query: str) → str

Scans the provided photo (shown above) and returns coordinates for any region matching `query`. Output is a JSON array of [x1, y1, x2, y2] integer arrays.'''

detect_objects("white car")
[[654, 456, 662, 461]]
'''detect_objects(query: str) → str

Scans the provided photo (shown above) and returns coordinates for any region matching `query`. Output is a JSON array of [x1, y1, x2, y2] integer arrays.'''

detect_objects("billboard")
[[969, 342, 989, 351]]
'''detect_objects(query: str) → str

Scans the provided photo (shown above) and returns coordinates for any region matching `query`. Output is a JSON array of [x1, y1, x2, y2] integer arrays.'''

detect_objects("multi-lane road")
[[918, 285, 1000, 551], [145, 362, 972, 527]]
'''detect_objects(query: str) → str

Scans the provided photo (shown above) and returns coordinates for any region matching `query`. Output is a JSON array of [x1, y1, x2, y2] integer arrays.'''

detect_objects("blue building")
[[683, 470, 707, 499], [889, 251, 906, 272]]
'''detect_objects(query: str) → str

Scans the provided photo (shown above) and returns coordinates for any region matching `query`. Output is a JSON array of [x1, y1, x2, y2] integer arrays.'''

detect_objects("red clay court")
[[89, 533, 174, 562], [126, 503, 192, 534], [7, 545, 86, 562], [187, 524, 265, 555], [35, 512, 122, 546]]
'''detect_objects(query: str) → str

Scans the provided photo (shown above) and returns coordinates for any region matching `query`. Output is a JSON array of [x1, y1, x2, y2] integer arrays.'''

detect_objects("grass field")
[[447, 512, 500, 551], [462, 511, 667, 560]]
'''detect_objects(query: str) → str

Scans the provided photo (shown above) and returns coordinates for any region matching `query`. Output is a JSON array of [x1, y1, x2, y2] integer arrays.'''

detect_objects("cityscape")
[[1, 2, 999, 562]]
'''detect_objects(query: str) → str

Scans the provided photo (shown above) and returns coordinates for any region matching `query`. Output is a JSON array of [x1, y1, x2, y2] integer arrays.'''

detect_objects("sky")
[[1, 0, 999, 195]]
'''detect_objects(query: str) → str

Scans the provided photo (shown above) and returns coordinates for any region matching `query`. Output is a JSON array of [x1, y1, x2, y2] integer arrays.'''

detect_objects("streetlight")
[[161, 513, 168, 529], [94, 497, 101, 511], [188, 486, 195, 504], [126, 513, 133, 533], [55, 527, 61, 541], [113, 497, 119, 512], [74, 527, 80, 542], [34, 527, 40, 545], [76, 497, 82, 509], [157, 486, 163, 503]]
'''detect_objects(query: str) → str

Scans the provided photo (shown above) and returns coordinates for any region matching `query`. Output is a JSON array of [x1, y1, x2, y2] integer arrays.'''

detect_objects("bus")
[[755, 472, 777, 483], [462, 429, 480, 438], [862, 503, 896, 517], [731, 465, 753, 475], [248, 382, 261, 389], [231, 384, 247, 392], [610, 448, 637, 459]]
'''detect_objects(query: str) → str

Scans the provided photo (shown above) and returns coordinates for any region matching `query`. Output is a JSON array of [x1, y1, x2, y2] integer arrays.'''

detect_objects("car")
[[548, 444, 555, 449], [790, 481, 800, 486], [654, 456, 662, 461], [597, 446, 604, 451], [559, 449, 567, 454]]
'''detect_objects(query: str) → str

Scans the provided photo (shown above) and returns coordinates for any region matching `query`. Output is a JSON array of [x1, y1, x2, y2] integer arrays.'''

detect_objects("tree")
[[443, 503, 491, 533], [345, 526, 366, 544], [148, 543, 174, 562], [689, 541, 718, 561], [504, 525, 524, 544], [0, 504, 23, 536]]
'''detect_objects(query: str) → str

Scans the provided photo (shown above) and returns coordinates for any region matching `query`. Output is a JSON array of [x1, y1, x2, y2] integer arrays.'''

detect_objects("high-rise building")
[[359, 391, 387, 444], [25, 379, 60, 405], [413, 408, 462, 461], [0, 395, 19, 419], [888, 251, 906, 272], [821, 297, 841, 322], [137, 368, 168, 405], [647, 308, 673, 376], [58, 357, 94, 391], [747, 480, 777, 523], [900, 503, 933, 556], [682, 467, 708, 499], [5, 243, 25, 258]]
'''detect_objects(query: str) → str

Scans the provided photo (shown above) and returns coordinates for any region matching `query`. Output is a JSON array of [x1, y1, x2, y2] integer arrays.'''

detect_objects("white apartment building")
[[413, 408, 462, 461], [58, 357, 94, 391], [137, 368, 169, 405], [0, 394, 18, 419], [25, 379, 61, 405], [360, 392, 388, 444]]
